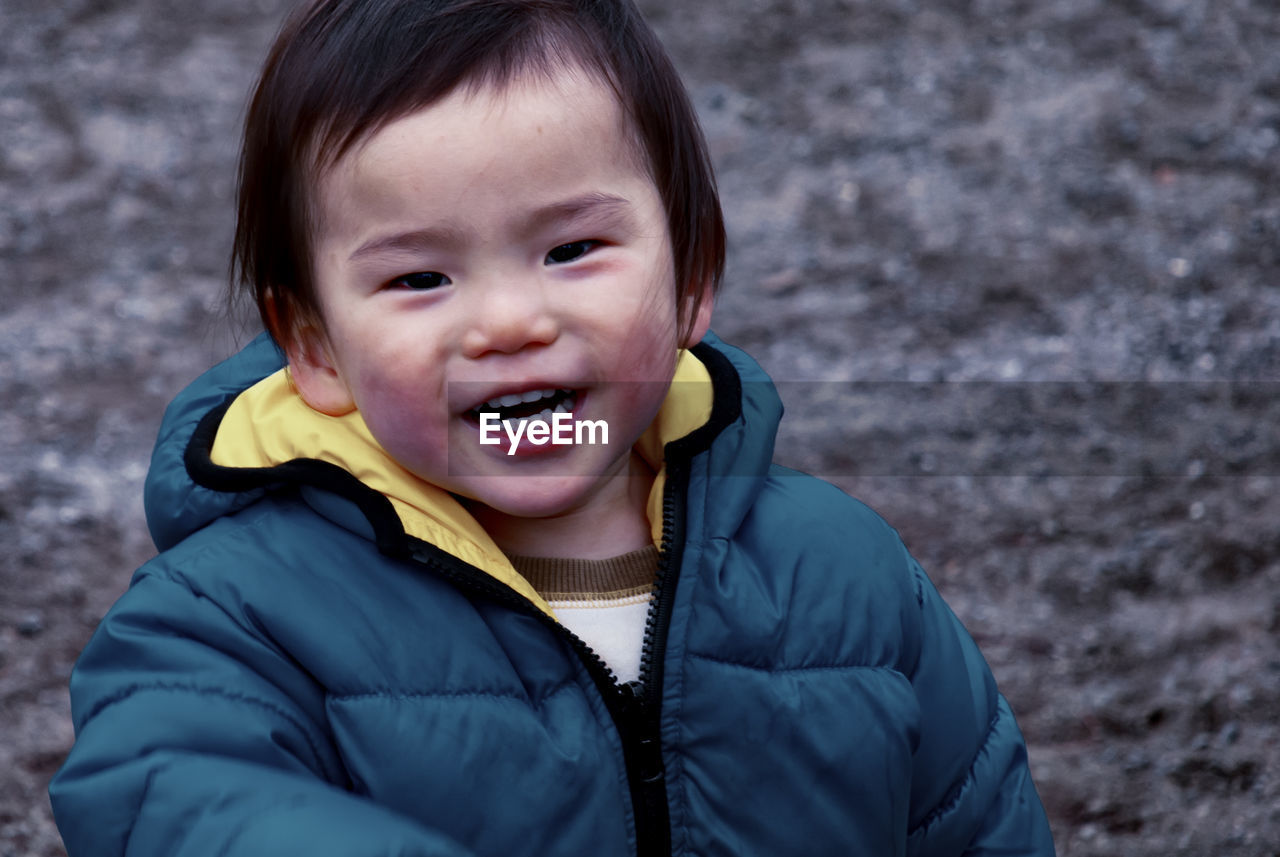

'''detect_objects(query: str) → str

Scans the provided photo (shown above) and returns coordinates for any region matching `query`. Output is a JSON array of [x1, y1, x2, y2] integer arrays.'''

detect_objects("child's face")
[[287, 68, 711, 548]]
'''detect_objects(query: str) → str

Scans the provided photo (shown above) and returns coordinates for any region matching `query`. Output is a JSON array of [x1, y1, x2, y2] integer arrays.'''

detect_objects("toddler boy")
[[51, 1, 1055, 854]]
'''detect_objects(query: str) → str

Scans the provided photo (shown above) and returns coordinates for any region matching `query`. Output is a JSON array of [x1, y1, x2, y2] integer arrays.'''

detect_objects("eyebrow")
[[348, 223, 469, 262], [347, 192, 633, 262], [523, 192, 632, 231]]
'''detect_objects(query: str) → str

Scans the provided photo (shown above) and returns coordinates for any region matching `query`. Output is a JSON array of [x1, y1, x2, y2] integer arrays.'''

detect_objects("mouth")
[[465, 387, 579, 426]]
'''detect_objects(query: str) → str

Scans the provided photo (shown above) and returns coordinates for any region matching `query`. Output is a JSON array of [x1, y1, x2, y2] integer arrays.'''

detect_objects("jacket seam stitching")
[[328, 678, 578, 709], [118, 568, 343, 782], [85, 681, 335, 782], [907, 703, 1006, 839], [684, 651, 903, 676]]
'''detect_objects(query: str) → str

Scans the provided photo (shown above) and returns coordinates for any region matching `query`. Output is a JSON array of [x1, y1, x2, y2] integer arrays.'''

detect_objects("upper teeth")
[[482, 388, 561, 410]]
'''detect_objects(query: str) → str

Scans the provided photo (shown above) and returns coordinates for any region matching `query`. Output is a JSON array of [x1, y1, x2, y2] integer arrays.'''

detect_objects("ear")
[[271, 298, 356, 417], [678, 280, 715, 348]]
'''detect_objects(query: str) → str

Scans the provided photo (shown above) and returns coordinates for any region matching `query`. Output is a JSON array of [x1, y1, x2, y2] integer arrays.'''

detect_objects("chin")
[[463, 474, 603, 520]]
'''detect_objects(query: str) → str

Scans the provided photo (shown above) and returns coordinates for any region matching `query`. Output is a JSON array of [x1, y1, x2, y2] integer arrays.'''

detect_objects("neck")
[[466, 451, 656, 560]]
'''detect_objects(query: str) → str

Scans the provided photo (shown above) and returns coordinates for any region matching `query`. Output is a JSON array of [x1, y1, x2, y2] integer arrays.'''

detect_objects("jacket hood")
[[145, 334, 287, 553], [144, 331, 781, 610]]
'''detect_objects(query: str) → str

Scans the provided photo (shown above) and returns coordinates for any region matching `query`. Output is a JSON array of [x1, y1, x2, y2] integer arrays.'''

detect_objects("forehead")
[[311, 68, 650, 232]]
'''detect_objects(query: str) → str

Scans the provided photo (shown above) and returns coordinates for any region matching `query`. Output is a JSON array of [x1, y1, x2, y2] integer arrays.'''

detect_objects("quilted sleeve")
[[899, 552, 1057, 857], [49, 569, 476, 857]]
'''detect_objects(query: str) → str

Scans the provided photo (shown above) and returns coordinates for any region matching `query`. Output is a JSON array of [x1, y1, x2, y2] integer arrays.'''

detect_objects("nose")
[[460, 278, 560, 358]]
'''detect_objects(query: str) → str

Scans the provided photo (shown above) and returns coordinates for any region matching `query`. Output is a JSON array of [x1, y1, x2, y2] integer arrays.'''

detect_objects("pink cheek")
[[623, 351, 676, 382], [361, 377, 449, 430]]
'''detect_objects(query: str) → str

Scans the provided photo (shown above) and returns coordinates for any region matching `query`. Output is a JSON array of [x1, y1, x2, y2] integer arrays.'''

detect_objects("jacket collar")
[[205, 350, 714, 616], [149, 332, 772, 617]]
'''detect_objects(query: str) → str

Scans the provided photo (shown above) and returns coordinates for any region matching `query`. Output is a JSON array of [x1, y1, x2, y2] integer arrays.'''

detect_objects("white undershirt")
[[509, 546, 659, 685], [549, 595, 651, 684]]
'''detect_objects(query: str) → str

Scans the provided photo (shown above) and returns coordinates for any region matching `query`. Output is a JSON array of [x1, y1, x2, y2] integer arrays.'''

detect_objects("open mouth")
[[466, 387, 578, 425]]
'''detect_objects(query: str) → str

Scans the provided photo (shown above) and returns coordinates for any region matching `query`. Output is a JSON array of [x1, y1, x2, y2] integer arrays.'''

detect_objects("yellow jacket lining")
[[210, 350, 714, 618]]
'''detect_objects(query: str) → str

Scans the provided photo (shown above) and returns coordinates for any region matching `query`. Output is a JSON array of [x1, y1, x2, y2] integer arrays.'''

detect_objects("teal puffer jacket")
[[50, 333, 1055, 856]]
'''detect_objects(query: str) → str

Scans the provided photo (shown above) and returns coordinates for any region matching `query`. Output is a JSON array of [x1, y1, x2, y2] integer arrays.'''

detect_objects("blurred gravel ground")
[[2, 1, 1278, 855]]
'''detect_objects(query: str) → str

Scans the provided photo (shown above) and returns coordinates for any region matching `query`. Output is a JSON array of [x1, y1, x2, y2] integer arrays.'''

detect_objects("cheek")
[[601, 268, 679, 339], [339, 317, 449, 396], [616, 299, 679, 374], [348, 364, 447, 441], [355, 396, 453, 478]]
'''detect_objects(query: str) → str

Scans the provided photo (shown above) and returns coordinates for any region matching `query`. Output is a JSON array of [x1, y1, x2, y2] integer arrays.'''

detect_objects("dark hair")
[[232, 0, 725, 343]]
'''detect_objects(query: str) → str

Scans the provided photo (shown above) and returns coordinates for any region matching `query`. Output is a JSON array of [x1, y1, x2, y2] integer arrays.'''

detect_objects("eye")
[[545, 240, 600, 265], [388, 271, 451, 290]]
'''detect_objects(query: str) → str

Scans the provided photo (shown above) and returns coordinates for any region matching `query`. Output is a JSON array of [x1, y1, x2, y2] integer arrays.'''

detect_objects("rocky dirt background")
[[2, 0, 1278, 854]]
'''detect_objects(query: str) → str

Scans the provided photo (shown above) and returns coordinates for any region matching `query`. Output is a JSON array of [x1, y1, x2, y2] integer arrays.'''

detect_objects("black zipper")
[[186, 341, 740, 857], [618, 454, 689, 857], [404, 455, 691, 857]]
